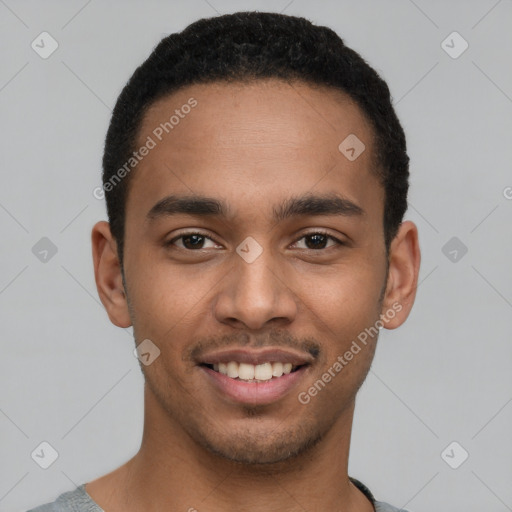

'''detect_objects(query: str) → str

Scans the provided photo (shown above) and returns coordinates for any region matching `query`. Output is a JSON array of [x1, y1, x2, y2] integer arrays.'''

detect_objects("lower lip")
[[200, 365, 309, 405]]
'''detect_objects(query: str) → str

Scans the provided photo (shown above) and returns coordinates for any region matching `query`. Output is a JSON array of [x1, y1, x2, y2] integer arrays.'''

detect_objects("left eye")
[[168, 232, 342, 251], [292, 232, 342, 250]]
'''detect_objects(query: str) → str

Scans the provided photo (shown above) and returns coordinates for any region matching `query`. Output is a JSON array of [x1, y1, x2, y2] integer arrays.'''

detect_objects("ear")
[[91, 221, 132, 328], [380, 220, 421, 329]]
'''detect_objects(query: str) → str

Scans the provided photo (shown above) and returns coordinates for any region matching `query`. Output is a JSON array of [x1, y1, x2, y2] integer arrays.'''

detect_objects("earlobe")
[[91, 221, 132, 328], [380, 220, 421, 330]]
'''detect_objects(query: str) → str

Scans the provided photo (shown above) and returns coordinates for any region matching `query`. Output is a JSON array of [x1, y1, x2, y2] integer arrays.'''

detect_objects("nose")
[[213, 246, 298, 331]]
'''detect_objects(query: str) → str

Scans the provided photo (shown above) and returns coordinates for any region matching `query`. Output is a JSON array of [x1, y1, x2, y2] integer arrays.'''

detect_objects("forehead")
[[139, 79, 374, 155], [127, 79, 382, 226]]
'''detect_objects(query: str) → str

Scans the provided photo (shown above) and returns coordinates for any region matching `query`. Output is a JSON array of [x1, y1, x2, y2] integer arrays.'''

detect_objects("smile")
[[197, 347, 314, 404], [204, 361, 301, 382]]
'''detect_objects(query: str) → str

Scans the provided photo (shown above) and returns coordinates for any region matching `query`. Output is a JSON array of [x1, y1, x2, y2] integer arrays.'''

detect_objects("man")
[[29, 11, 420, 512]]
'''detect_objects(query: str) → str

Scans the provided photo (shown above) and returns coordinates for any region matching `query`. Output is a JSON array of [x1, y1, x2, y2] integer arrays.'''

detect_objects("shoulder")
[[349, 477, 410, 512], [26, 485, 103, 512], [374, 500, 410, 512]]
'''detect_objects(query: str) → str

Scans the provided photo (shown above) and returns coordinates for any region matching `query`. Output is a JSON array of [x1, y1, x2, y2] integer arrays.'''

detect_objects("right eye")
[[165, 232, 222, 251]]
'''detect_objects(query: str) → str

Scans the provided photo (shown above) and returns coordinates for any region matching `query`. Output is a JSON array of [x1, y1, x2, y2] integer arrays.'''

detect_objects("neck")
[[86, 387, 373, 512]]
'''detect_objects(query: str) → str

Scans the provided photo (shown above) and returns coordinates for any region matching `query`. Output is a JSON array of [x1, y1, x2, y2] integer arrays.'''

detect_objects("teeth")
[[210, 361, 299, 381], [238, 362, 255, 380], [254, 362, 273, 380], [272, 362, 283, 377], [226, 361, 239, 378]]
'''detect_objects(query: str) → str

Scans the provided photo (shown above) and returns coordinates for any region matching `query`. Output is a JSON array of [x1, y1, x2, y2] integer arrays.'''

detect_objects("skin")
[[90, 79, 420, 512]]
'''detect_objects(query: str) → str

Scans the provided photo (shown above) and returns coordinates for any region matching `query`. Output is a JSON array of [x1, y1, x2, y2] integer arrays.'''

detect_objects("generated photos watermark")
[[93, 97, 198, 200], [298, 302, 402, 405]]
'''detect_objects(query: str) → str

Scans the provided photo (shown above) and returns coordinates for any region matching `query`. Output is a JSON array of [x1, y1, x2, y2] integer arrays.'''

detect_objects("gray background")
[[1, 0, 511, 510]]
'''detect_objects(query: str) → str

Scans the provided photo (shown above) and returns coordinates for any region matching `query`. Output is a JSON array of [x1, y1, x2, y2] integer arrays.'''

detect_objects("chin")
[[195, 420, 325, 466]]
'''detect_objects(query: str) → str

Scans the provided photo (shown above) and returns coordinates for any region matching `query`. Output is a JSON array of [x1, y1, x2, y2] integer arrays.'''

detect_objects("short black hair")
[[102, 11, 409, 266]]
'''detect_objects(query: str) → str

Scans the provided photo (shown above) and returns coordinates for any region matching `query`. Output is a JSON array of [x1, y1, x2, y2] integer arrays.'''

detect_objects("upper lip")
[[197, 348, 314, 366]]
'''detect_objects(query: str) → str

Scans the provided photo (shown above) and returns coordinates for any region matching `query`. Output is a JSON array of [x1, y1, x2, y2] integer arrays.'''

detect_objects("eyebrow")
[[146, 193, 365, 222]]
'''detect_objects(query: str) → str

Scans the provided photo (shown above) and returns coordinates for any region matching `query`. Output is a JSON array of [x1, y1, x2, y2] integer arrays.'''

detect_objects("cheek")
[[295, 261, 383, 320], [291, 265, 384, 386], [126, 256, 214, 334], [300, 275, 381, 407]]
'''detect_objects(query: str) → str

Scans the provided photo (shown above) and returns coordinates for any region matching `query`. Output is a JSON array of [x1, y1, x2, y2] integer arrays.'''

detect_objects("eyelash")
[[166, 230, 345, 251]]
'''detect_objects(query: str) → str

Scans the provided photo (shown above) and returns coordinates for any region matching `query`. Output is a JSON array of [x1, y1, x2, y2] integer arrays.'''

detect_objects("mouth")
[[201, 361, 306, 383], [197, 348, 313, 405]]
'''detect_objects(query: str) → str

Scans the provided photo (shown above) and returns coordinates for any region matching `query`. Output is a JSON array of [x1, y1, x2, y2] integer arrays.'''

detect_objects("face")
[[93, 79, 419, 465]]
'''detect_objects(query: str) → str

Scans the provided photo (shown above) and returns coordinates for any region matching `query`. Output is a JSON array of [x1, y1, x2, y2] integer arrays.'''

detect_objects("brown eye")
[[293, 232, 343, 250], [167, 232, 219, 250]]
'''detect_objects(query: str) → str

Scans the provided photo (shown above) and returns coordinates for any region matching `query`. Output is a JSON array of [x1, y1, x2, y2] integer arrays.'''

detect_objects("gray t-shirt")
[[27, 479, 410, 512]]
